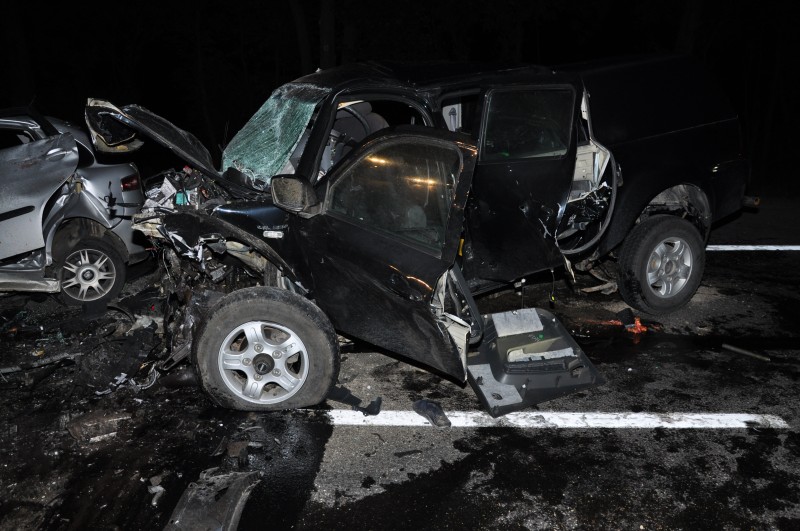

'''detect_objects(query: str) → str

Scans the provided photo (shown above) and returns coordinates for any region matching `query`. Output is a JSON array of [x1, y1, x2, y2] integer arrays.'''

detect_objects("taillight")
[[121, 174, 140, 191]]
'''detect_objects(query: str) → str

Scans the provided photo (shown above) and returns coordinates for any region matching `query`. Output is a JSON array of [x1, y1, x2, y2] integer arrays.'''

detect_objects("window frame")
[[323, 135, 464, 258], [479, 84, 576, 164]]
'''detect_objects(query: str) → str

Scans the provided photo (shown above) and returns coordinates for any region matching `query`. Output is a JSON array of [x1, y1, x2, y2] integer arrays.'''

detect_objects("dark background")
[[2, 0, 795, 195]]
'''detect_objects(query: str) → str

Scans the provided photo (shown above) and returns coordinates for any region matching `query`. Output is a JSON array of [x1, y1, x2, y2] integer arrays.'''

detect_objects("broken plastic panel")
[[467, 308, 604, 417], [221, 83, 330, 189], [165, 468, 260, 530]]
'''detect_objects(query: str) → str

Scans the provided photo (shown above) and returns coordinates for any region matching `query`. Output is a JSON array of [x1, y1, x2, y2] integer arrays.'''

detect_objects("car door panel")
[[464, 85, 580, 283], [0, 134, 78, 260], [294, 131, 477, 380], [303, 216, 465, 378]]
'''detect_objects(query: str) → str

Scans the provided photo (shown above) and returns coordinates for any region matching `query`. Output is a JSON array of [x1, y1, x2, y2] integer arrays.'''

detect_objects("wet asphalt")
[[0, 198, 799, 530]]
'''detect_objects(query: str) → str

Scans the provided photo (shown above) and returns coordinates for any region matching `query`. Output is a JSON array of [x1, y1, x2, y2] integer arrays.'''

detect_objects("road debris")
[[327, 385, 382, 416], [0, 352, 84, 375], [412, 399, 451, 428], [164, 468, 260, 531], [226, 440, 250, 468], [721, 343, 771, 362], [66, 410, 132, 443], [148, 484, 166, 506]]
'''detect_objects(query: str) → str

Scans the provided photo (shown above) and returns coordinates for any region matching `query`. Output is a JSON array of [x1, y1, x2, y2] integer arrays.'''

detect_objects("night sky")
[[2, 0, 794, 195]]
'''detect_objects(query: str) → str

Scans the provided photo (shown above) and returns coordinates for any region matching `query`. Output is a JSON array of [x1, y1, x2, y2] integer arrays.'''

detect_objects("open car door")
[[287, 127, 603, 415], [0, 134, 78, 260], [293, 128, 477, 381], [465, 84, 581, 285]]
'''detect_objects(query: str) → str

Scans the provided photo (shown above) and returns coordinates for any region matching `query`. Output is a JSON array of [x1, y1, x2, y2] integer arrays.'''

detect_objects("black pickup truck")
[[83, 54, 747, 415]]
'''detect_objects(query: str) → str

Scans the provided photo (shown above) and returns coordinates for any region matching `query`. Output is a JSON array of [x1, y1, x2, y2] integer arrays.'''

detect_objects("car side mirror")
[[271, 176, 321, 218]]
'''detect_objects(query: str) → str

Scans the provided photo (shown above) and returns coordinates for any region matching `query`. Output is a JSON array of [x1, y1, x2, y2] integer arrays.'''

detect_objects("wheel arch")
[[601, 182, 711, 256], [639, 184, 711, 240], [50, 217, 129, 264]]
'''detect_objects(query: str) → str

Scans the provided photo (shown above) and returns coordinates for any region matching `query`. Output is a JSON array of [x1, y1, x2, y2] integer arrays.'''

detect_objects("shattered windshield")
[[221, 83, 330, 190]]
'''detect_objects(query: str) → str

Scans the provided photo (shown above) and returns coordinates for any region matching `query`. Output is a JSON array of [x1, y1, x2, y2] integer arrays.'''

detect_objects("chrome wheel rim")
[[646, 236, 693, 299], [218, 321, 309, 405], [61, 248, 117, 302]]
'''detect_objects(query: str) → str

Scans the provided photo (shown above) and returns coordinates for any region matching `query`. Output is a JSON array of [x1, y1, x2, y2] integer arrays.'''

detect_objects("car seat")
[[334, 101, 389, 144]]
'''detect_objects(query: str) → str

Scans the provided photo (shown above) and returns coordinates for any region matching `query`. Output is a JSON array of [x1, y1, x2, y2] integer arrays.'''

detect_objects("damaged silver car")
[[84, 56, 746, 415], [0, 108, 148, 305]]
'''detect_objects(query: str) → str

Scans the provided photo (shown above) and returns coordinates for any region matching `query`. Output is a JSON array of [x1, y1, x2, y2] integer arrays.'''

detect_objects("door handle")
[[387, 273, 423, 302], [45, 148, 69, 161]]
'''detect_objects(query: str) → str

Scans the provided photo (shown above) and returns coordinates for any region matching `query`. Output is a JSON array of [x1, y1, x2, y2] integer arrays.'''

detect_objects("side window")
[[328, 139, 461, 250], [482, 88, 574, 161], [321, 99, 428, 177]]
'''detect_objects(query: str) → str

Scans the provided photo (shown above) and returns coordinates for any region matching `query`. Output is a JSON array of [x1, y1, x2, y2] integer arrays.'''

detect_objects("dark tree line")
[[2, 0, 794, 194]]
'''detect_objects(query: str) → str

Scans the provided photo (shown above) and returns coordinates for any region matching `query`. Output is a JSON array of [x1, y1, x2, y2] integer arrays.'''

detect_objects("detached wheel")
[[193, 287, 339, 411], [617, 215, 705, 315], [58, 237, 126, 306]]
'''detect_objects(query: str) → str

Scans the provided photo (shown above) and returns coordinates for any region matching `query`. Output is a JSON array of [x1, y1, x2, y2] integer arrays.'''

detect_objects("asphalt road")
[[1, 197, 798, 530]]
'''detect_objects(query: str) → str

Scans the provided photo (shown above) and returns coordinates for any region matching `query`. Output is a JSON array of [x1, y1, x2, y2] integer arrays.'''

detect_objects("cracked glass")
[[222, 83, 330, 189]]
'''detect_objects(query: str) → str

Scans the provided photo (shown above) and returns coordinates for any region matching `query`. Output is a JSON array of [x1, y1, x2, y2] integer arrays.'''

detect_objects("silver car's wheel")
[[194, 287, 339, 411], [58, 238, 126, 306], [645, 236, 693, 298], [217, 320, 310, 405], [617, 215, 705, 315]]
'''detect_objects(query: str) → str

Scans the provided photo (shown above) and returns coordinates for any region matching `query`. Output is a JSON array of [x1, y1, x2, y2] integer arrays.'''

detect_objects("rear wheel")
[[193, 287, 339, 411], [57, 237, 126, 306], [617, 215, 705, 315]]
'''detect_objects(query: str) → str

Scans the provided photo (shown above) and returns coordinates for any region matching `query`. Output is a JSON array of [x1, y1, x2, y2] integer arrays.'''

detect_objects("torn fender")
[[160, 210, 294, 279]]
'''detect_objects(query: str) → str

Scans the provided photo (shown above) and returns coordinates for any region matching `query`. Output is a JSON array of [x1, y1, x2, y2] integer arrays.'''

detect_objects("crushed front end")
[[131, 167, 294, 377]]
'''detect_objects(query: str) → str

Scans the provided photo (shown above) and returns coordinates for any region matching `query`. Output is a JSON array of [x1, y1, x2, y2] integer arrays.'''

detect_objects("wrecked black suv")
[[84, 55, 746, 415]]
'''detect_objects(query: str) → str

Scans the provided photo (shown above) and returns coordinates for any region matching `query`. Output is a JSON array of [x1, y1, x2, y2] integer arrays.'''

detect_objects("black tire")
[[617, 215, 705, 315], [56, 237, 126, 306], [193, 286, 339, 411]]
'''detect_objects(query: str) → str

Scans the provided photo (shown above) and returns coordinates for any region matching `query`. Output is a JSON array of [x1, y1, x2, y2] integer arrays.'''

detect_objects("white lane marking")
[[324, 410, 789, 429], [707, 245, 800, 251]]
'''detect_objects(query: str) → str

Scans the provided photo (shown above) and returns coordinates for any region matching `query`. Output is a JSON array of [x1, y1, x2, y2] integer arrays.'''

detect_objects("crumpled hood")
[[85, 99, 221, 181]]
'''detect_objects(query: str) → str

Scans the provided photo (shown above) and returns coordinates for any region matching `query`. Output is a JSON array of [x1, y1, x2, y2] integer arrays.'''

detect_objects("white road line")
[[707, 245, 800, 251], [324, 410, 790, 429]]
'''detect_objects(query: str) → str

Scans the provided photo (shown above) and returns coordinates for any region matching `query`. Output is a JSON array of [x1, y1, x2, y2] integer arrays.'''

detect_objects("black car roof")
[[293, 61, 556, 92]]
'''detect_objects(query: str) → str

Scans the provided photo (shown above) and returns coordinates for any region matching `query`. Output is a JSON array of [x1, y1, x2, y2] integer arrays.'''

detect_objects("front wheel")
[[57, 237, 126, 306], [616, 215, 705, 315], [193, 287, 339, 411]]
